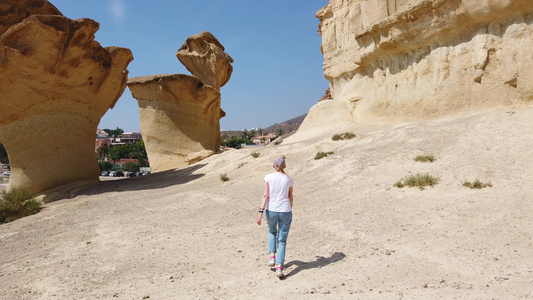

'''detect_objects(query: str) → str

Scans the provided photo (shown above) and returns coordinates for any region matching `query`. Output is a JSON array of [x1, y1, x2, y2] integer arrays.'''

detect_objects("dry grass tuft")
[[414, 155, 435, 163], [462, 179, 492, 189], [314, 151, 334, 160], [219, 174, 229, 182], [0, 189, 41, 224], [332, 132, 356, 141], [395, 173, 440, 190]]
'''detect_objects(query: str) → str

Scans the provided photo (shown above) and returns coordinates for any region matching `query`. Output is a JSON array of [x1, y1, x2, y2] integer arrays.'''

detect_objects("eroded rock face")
[[0, 15, 133, 194], [306, 0, 533, 128], [0, 0, 61, 35], [128, 32, 231, 173], [128, 74, 223, 172], [176, 31, 233, 90]]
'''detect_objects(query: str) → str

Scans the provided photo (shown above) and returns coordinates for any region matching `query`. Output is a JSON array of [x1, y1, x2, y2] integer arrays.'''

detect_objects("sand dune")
[[1, 106, 533, 299]]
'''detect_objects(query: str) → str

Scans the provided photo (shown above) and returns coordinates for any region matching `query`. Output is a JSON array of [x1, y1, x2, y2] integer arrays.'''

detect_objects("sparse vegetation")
[[414, 155, 436, 163], [332, 132, 356, 141], [395, 173, 440, 190], [251, 152, 260, 158], [219, 173, 229, 182], [462, 179, 492, 189], [221, 137, 249, 149], [0, 189, 42, 224], [314, 151, 334, 160], [237, 162, 246, 168]]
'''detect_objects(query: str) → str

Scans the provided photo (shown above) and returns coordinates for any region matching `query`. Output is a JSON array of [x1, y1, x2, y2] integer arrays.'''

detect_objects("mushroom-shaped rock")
[[0, 0, 62, 35], [0, 15, 133, 194], [128, 74, 223, 172], [176, 31, 233, 90]]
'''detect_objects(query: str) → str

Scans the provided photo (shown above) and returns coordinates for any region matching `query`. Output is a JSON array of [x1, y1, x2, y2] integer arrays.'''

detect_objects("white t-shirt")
[[264, 172, 293, 212]]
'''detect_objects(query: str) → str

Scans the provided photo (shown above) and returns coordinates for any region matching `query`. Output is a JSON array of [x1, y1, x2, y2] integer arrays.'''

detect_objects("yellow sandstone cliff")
[[299, 0, 533, 134]]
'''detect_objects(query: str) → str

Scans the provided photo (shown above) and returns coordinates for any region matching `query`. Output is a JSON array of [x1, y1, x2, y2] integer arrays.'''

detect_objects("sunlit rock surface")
[[0, 14, 132, 194], [128, 31, 232, 173], [128, 74, 224, 172], [300, 0, 533, 133], [0, 0, 61, 35], [177, 31, 233, 90]]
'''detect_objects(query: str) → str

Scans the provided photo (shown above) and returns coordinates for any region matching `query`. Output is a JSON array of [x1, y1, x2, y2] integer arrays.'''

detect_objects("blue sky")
[[50, 0, 329, 132]]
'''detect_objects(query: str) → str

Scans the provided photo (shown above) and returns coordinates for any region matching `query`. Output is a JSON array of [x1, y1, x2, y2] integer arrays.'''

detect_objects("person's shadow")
[[278, 252, 346, 279]]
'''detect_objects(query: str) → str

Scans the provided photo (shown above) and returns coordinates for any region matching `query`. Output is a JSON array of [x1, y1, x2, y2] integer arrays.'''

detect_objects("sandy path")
[[1, 106, 533, 299]]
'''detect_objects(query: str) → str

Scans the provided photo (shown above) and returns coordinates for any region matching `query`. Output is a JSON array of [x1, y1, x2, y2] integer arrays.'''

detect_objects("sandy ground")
[[1, 106, 533, 299]]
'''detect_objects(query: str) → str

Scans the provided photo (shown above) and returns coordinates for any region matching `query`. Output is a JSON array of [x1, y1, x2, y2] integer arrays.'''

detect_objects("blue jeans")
[[265, 210, 292, 266]]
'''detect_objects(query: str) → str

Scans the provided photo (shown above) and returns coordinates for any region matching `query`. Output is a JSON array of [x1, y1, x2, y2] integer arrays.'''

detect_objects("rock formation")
[[0, 0, 61, 35], [177, 31, 233, 90], [0, 9, 133, 194], [300, 0, 533, 132], [128, 31, 232, 172]]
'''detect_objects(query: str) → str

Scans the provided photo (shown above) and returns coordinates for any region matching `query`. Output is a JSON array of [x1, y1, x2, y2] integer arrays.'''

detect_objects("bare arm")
[[256, 182, 270, 225], [288, 186, 293, 209]]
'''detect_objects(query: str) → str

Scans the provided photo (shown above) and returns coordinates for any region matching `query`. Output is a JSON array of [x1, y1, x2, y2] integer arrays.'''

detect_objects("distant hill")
[[221, 114, 307, 138]]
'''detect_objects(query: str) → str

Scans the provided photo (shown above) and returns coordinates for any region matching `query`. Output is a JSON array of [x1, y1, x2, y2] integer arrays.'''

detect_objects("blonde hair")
[[274, 165, 285, 174]]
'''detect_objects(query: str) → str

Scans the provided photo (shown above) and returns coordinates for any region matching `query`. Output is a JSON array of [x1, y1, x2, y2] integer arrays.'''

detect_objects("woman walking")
[[256, 156, 294, 278]]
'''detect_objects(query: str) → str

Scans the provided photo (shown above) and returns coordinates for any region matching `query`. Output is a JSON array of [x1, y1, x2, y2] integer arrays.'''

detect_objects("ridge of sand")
[[1, 106, 532, 299]]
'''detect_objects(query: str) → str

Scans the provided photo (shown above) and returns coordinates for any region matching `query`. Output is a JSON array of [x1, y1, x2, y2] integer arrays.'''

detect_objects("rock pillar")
[[0, 14, 133, 194], [128, 31, 233, 172]]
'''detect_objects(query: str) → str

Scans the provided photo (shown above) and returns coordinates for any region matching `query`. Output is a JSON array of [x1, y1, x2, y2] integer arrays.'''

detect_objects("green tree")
[[100, 161, 113, 171], [109, 146, 121, 168], [131, 140, 147, 159], [105, 141, 147, 169], [103, 127, 124, 137], [123, 162, 140, 172], [97, 143, 110, 162], [221, 137, 247, 149], [121, 144, 134, 158], [241, 129, 256, 142], [241, 129, 249, 140], [138, 157, 148, 168], [277, 128, 284, 136]]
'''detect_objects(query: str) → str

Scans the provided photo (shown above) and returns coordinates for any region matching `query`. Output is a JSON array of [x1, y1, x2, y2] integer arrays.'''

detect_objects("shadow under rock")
[[281, 252, 346, 279], [42, 163, 207, 203]]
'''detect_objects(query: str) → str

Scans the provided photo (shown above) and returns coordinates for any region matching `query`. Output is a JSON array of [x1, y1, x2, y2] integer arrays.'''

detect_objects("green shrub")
[[100, 161, 113, 171], [314, 151, 334, 160], [395, 173, 440, 190], [219, 173, 229, 182], [332, 132, 356, 141], [462, 180, 492, 189], [251, 152, 260, 158], [342, 132, 356, 140], [414, 155, 436, 163], [332, 134, 343, 141], [123, 162, 140, 172], [0, 189, 42, 224]]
